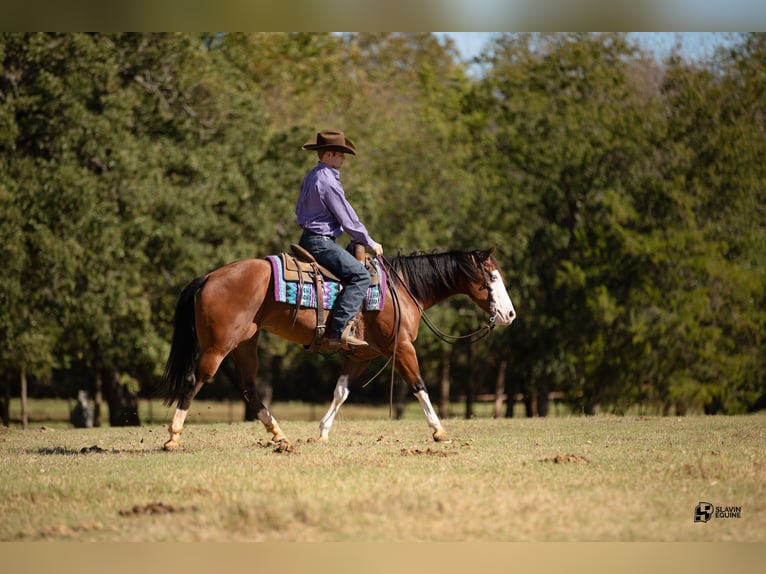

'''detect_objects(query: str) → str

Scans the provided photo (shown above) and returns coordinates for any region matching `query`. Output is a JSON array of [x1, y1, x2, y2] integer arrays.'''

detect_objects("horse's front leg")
[[317, 359, 370, 442], [414, 385, 450, 442], [396, 343, 450, 443]]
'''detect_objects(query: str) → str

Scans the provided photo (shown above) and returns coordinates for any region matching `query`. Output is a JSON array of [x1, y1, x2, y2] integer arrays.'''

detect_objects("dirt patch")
[[38, 521, 104, 538], [540, 453, 589, 464], [272, 440, 294, 454], [401, 447, 456, 457], [118, 502, 197, 516], [80, 445, 107, 454], [35, 447, 77, 455], [253, 438, 296, 454], [35, 445, 119, 455]]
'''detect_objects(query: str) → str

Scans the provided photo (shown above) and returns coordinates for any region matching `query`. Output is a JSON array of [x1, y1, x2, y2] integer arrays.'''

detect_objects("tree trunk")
[[537, 380, 550, 417], [264, 355, 278, 408], [1, 372, 10, 426], [71, 373, 102, 428], [584, 399, 600, 416], [20, 367, 28, 430], [70, 390, 94, 427], [94, 372, 103, 427], [464, 342, 474, 419], [524, 387, 537, 417], [395, 382, 408, 420], [493, 359, 507, 418], [438, 348, 451, 419], [102, 370, 139, 426], [505, 373, 517, 418]]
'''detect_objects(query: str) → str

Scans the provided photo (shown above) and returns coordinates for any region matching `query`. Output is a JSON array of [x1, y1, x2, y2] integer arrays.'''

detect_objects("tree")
[[1, 32, 763, 421], [0, 33, 277, 423], [472, 33, 672, 414], [630, 33, 766, 413]]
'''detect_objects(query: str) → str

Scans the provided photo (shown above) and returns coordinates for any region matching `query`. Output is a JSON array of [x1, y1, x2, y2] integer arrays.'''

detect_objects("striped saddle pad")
[[266, 254, 386, 311]]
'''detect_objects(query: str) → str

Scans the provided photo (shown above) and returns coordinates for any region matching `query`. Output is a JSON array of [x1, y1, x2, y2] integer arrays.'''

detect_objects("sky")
[[438, 32, 737, 64]]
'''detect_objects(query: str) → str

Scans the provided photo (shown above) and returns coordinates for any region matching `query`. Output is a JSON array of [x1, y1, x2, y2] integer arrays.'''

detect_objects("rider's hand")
[[371, 242, 383, 257]]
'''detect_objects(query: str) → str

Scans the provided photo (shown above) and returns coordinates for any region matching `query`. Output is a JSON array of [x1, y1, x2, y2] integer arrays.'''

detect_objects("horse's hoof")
[[316, 436, 329, 443], [163, 440, 180, 451], [432, 429, 451, 443]]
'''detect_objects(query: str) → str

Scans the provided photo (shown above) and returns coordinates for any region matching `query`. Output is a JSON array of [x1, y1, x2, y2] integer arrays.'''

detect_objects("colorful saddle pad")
[[266, 255, 386, 311]]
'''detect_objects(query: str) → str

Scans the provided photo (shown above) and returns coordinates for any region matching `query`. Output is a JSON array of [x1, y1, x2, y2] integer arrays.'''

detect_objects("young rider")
[[296, 129, 384, 350]]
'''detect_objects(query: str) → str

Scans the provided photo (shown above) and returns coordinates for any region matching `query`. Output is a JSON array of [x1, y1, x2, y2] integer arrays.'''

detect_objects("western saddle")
[[285, 243, 378, 352]]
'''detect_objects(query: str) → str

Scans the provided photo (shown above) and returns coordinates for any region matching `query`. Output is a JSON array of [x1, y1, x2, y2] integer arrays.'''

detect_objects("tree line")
[[1, 32, 763, 426]]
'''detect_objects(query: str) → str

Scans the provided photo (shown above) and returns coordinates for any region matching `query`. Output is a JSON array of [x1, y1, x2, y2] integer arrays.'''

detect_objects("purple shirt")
[[296, 162, 376, 248]]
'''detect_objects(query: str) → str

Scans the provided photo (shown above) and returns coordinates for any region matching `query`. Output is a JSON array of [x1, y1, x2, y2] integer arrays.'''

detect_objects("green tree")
[[472, 33, 670, 414], [2, 32, 762, 422], [0, 33, 276, 422], [629, 33, 766, 413]]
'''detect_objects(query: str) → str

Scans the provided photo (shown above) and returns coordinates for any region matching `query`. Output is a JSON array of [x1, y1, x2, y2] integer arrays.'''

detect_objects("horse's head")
[[469, 247, 516, 326]]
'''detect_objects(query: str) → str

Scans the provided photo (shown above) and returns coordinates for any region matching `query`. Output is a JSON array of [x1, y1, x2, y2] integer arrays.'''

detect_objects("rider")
[[296, 129, 384, 351]]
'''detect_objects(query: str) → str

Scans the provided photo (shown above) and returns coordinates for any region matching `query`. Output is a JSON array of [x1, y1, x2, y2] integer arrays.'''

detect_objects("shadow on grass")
[[32, 445, 158, 455]]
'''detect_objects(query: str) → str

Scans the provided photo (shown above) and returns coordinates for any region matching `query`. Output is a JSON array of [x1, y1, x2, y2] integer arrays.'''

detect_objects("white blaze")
[[489, 270, 516, 325]]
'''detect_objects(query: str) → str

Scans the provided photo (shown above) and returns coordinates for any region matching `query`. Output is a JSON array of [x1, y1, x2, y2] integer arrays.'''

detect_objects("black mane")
[[387, 250, 486, 303]]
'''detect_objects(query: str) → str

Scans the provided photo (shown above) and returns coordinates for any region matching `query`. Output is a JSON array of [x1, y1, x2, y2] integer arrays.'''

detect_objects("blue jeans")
[[299, 231, 370, 339]]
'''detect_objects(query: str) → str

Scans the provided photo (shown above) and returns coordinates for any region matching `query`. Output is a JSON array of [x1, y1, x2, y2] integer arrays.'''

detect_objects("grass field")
[[1, 403, 764, 542], [3, 396, 536, 428]]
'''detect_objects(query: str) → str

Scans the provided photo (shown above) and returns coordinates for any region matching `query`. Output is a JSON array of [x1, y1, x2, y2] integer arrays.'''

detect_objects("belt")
[[301, 229, 336, 241]]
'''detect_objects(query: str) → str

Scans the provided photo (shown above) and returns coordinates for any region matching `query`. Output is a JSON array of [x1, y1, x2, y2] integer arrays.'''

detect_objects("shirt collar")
[[317, 161, 341, 179]]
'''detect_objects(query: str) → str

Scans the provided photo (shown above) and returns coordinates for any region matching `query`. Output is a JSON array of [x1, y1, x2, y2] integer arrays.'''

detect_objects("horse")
[[157, 246, 516, 450]]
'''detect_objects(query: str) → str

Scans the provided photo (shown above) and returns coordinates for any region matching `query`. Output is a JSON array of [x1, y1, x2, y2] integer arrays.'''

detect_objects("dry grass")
[[3, 397, 525, 428], [1, 412, 764, 541]]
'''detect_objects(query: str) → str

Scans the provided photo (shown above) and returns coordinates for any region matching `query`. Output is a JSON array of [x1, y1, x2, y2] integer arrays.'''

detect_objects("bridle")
[[380, 253, 497, 345], [361, 254, 498, 413]]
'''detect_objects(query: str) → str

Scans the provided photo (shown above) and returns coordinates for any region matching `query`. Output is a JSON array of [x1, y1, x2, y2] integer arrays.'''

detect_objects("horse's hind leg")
[[164, 349, 225, 450], [231, 334, 288, 444]]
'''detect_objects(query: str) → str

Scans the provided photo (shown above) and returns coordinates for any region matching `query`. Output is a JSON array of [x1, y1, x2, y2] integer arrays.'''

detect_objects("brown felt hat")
[[302, 129, 358, 155]]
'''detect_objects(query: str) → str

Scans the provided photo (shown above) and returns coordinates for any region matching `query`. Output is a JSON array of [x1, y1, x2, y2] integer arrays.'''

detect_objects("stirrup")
[[340, 322, 368, 350]]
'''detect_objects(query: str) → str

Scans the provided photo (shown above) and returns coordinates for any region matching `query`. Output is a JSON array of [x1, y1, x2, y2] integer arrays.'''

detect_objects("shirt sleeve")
[[322, 183, 376, 248]]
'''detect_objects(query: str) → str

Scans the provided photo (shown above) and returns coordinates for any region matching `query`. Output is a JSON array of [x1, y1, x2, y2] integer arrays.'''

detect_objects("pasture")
[[1, 406, 764, 542]]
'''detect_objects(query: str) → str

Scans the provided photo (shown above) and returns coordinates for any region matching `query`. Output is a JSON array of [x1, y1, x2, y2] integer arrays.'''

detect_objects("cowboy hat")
[[302, 129, 358, 155]]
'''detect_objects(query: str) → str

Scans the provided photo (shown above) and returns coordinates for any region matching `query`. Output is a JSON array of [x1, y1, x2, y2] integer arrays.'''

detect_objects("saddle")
[[284, 243, 380, 352], [283, 243, 380, 287], [282, 243, 340, 283]]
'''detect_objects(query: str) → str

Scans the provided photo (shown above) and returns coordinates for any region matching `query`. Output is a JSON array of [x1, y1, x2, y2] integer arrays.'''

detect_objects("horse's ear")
[[480, 246, 496, 261]]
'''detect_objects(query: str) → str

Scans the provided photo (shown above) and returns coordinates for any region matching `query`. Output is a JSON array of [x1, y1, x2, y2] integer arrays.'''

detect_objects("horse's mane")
[[387, 249, 486, 303]]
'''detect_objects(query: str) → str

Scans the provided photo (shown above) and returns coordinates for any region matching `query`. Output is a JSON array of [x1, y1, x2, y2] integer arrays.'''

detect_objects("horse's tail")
[[158, 275, 209, 407]]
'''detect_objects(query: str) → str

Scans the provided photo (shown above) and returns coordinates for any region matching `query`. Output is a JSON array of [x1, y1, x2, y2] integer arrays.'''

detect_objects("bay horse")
[[158, 246, 516, 450]]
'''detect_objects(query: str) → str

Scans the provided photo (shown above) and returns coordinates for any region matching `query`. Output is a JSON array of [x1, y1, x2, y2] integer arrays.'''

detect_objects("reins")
[[360, 254, 495, 415], [361, 257, 401, 420], [379, 254, 496, 345]]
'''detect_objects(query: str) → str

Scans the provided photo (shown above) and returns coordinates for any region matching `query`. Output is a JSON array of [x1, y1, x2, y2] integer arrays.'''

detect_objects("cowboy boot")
[[323, 320, 368, 351], [339, 320, 368, 350]]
